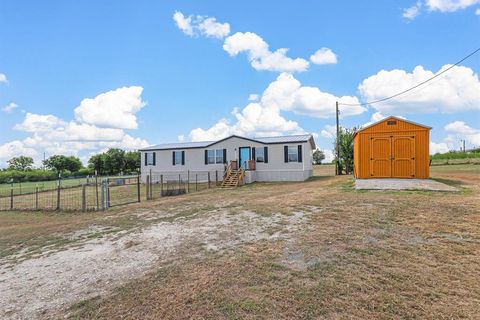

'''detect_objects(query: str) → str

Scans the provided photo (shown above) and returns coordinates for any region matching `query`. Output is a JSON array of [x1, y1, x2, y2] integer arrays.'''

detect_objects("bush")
[[0, 170, 58, 184], [430, 150, 480, 160]]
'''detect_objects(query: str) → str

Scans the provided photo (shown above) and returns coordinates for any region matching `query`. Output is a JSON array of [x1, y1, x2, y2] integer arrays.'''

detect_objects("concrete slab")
[[355, 178, 458, 192]]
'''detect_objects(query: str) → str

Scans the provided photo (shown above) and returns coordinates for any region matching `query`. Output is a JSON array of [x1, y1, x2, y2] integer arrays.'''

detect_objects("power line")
[[338, 46, 480, 107]]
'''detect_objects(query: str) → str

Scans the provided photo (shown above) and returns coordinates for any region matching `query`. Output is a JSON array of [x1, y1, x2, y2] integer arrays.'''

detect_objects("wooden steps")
[[221, 169, 243, 188]]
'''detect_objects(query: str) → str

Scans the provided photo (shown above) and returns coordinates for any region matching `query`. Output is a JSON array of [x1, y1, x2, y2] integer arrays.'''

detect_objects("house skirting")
[[245, 170, 313, 183]]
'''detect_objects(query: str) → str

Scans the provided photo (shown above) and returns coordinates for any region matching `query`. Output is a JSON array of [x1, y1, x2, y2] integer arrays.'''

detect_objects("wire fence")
[[0, 170, 223, 212]]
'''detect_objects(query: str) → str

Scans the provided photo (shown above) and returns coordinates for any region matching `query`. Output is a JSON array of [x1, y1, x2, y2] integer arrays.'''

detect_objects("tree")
[[7, 156, 34, 171], [333, 127, 358, 175], [103, 148, 125, 175], [88, 153, 106, 175], [124, 151, 140, 173], [43, 155, 82, 174], [312, 149, 325, 165]]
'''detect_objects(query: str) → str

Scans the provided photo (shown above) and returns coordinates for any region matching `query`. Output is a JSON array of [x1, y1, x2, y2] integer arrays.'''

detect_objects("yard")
[[1, 164, 479, 319]]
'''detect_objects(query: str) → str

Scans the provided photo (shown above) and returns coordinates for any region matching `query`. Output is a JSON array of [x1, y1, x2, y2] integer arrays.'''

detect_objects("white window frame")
[[256, 148, 265, 163], [174, 151, 183, 165], [207, 149, 224, 164], [288, 146, 298, 162], [146, 152, 155, 165]]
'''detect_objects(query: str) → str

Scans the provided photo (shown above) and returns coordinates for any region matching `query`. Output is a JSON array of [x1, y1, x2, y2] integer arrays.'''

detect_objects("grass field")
[[1, 164, 479, 319]]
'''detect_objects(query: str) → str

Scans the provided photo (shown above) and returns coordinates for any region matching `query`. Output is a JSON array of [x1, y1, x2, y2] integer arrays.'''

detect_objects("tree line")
[[0, 148, 140, 183]]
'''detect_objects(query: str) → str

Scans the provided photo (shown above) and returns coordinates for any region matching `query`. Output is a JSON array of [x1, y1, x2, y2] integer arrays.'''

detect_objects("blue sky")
[[0, 0, 479, 166]]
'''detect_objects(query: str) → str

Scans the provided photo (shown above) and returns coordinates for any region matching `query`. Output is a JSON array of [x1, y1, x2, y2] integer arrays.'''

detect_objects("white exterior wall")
[[141, 136, 313, 183]]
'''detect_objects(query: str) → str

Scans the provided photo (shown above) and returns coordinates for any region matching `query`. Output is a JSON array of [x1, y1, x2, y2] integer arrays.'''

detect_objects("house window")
[[207, 149, 224, 164], [288, 146, 298, 162], [145, 152, 155, 165], [256, 148, 265, 162], [173, 151, 183, 165]]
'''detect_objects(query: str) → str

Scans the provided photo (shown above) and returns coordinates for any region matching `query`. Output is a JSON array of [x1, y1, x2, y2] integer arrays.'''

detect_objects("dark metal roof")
[[139, 134, 316, 151]]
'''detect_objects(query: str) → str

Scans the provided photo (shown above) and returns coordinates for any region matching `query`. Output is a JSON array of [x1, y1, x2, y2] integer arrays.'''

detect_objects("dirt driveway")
[[1, 165, 479, 319]]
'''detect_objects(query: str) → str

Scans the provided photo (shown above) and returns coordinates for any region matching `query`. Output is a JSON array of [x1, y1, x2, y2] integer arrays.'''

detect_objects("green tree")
[[124, 151, 140, 173], [7, 156, 34, 171], [312, 149, 325, 165], [104, 148, 125, 175], [43, 155, 82, 174], [88, 153, 106, 175], [334, 127, 358, 175]]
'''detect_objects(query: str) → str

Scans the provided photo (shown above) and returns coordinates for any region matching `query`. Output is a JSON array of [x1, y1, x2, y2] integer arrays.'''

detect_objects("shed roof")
[[354, 116, 431, 138], [139, 134, 316, 151]]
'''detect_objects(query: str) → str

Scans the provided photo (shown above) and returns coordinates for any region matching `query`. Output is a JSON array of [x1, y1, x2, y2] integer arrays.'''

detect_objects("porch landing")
[[355, 178, 458, 192]]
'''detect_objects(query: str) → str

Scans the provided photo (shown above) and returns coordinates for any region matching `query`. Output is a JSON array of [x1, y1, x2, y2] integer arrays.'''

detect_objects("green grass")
[[0, 177, 90, 196], [430, 164, 480, 173]]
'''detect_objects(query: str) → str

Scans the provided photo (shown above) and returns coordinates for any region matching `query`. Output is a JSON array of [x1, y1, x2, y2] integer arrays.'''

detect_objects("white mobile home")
[[139, 134, 316, 184]]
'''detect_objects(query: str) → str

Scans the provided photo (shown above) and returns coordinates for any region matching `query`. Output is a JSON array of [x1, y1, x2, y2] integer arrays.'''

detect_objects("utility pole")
[[461, 140, 466, 152], [336, 101, 341, 176]]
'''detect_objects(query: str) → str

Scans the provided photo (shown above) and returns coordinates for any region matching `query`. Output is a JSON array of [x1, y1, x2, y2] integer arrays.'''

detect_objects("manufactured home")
[[353, 116, 431, 179], [139, 134, 316, 184]]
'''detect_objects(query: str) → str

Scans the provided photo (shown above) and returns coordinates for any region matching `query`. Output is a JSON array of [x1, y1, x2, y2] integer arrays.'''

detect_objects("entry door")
[[239, 147, 250, 169], [369, 136, 415, 178], [370, 137, 392, 177], [392, 136, 415, 178]]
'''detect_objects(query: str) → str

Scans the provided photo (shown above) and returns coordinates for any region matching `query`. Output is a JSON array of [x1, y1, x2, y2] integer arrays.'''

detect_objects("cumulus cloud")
[[362, 112, 406, 127], [403, 1, 422, 20], [186, 73, 365, 142], [173, 11, 230, 39], [310, 48, 338, 65], [2, 102, 18, 113], [430, 141, 450, 154], [223, 32, 309, 72], [445, 120, 480, 146], [248, 94, 259, 101], [320, 124, 336, 139], [0, 73, 7, 83], [476, 8, 480, 14], [0, 87, 149, 167], [358, 65, 480, 114], [426, 0, 480, 12], [74, 86, 146, 130]]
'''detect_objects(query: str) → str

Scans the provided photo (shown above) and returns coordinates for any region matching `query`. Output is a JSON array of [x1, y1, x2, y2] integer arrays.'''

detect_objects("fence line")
[[0, 170, 223, 212]]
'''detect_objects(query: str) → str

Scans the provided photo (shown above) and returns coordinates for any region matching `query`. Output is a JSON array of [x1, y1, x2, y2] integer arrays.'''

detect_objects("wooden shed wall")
[[353, 119, 430, 179]]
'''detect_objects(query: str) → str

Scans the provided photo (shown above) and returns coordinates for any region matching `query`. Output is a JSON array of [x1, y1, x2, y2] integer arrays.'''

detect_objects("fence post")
[[82, 184, 86, 212], [146, 175, 150, 200], [137, 174, 141, 203], [95, 173, 99, 211], [187, 170, 190, 193], [106, 178, 110, 209], [178, 174, 181, 192], [10, 188, 13, 210], [216, 170, 218, 186], [161, 174, 163, 197], [195, 174, 198, 191], [35, 186, 39, 210], [150, 174, 153, 200], [208, 172, 211, 189], [56, 183, 61, 211], [101, 180, 105, 211]]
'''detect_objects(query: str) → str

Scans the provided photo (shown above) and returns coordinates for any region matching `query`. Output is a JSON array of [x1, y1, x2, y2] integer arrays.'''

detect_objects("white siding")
[[141, 136, 313, 182]]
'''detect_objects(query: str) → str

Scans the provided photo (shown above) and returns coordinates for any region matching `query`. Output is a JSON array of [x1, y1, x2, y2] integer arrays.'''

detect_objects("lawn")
[[1, 163, 479, 319]]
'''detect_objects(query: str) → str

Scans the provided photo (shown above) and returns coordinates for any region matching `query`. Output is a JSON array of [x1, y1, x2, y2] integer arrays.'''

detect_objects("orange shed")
[[353, 116, 431, 179]]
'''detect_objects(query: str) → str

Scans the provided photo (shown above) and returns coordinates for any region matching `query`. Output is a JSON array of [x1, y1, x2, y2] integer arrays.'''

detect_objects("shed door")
[[392, 136, 415, 178], [370, 137, 391, 177]]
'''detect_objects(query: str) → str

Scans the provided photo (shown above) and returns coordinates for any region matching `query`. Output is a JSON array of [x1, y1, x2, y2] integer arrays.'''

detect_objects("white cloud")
[[173, 11, 194, 36], [320, 124, 336, 139], [430, 141, 450, 154], [223, 32, 309, 72], [14, 113, 66, 132], [173, 11, 230, 39], [403, 1, 422, 20], [362, 112, 406, 127], [198, 17, 230, 39], [426, 0, 480, 12], [445, 120, 480, 146], [310, 48, 338, 65], [476, 8, 480, 14], [248, 94, 259, 101], [186, 73, 365, 142], [2, 102, 18, 113], [323, 149, 335, 163], [359, 65, 480, 114], [0, 140, 38, 164], [0, 73, 7, 83], [74, 86, 146, 130]]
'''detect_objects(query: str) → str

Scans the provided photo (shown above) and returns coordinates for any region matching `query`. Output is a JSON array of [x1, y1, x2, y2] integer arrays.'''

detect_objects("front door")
[[370, 136, 415, 178], [239, 147, 251, 169]]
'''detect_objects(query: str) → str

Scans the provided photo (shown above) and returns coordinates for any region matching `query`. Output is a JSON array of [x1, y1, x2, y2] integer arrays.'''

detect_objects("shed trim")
[[353, 116, 431, 138]]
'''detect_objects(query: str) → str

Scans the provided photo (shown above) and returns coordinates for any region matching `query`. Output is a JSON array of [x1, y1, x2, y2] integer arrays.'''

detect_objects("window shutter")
[[172, 151, 175, 165], [181, 151, 185, 165], [298, 145, 303, 163], [223, 149, 227, 164], [284, 146, 288, 163], [205, 150, 208, 165], [252, 147, 256, 161], [264, 147, 268, 163], [144, 153, 148, 166], [153, 152, 156, 166]]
